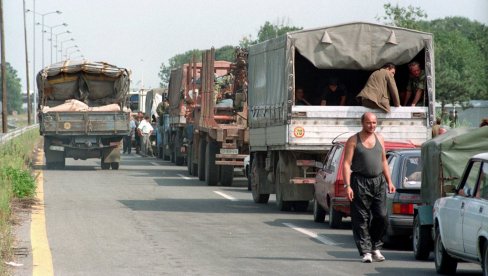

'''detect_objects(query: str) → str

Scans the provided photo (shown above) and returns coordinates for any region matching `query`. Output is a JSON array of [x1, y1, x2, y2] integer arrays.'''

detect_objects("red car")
[[313, 140, 417, 228]]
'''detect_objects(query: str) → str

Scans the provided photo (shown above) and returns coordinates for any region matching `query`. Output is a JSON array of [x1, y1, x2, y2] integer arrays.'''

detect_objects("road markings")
[[150, 162, 160, 166], [177, 174, 192, 180], [283, 223, 338, 246], [213, 191, 238, 201], [31, 149, 54, 276]]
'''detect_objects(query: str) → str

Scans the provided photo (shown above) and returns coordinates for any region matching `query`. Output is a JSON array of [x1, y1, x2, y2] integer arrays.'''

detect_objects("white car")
[[433, 152, 488, 274]]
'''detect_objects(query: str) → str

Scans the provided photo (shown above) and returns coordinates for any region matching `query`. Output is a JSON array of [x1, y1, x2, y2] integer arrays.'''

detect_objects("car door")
[[315, 146, 337, 208], [440, 162, 479, 253], [462, 161, 486, 256]]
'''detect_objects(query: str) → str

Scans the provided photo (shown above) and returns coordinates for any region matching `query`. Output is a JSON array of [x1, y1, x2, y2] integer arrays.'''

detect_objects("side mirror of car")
[[463, 186, 473, 197]]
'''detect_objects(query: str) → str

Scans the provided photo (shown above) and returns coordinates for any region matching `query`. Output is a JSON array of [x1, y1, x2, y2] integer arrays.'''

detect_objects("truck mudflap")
[[414, 205, 433, 226], [289, 159, 318, 184], [215, 154, 248, 167]]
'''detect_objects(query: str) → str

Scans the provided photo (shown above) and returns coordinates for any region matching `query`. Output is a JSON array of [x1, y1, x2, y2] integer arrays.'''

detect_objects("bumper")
[[387, 214, 414, 236]]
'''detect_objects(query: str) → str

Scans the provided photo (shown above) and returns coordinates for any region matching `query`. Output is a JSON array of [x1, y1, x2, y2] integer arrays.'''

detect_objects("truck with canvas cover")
[[165, 62, 202, 165], [144, 88, 165, 155], [248, 22, 435, 211], [187, 48, 249, 186], [412, 126, 488, 260], [37, 60, 131, 169]]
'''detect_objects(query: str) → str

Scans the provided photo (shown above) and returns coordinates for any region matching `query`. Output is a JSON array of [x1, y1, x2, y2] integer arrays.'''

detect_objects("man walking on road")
[[137, 115, 154, 157], [342, 112, 395, 263]]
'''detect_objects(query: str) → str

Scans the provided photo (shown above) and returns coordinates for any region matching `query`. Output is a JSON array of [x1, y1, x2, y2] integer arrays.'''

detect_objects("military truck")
[[248, 22, 435, 211], [187, 48, 249, 186], [37, 60, 131, 169]]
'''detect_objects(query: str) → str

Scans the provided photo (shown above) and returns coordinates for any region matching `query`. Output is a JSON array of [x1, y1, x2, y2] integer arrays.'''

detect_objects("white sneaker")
[[362, 253, 372, 263], [372, 250, 385, 262]]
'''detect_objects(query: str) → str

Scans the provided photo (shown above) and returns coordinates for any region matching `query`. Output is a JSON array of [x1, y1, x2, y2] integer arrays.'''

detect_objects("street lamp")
[[25, 8, 61, 123], [59, 38, 74, 61], [53, 30, 70, 62], [41, 22, 67, 64], [67, 49, 80, 59], [64, 45, 78, 59]]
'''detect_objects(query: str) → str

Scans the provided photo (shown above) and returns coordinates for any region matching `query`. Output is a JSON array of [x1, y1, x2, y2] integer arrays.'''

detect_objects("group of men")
[[295, 61, 425, 113], [123, 111, 154, 157]]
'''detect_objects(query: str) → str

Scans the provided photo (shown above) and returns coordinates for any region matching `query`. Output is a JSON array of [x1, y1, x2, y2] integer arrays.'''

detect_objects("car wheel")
[[313, 199, 326, 223], [328, 201, 342, 229], [413, 215, 433, 260], [434, 226, 458, 274]]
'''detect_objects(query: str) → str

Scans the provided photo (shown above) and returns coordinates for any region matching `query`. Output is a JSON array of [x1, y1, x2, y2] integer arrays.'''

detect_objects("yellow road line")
[[31, 149, 54, 276]]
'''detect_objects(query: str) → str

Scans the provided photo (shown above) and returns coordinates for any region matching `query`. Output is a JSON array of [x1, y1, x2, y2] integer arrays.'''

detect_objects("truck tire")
[[434, 226, 458, 274], [187, 144, 193, 175], [220, 165, 234, 186], [413, 215, 433, 260], [111, 162, 119, 170], [251, 154, 270, 203], [205, 141, 219, 186], [174, 129, 184, 166], [44, 137, 65, 169], [276, 156, 292, 211], [313, 199, 326, 223], [198, 139, 206, 181], [328, 201, 343, 229]]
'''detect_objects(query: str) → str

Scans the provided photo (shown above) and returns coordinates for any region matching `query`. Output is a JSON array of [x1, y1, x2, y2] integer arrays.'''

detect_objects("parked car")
[[384, 149, 422, 243], [433, 152, 488, 274], [313, 140, 417, 228]]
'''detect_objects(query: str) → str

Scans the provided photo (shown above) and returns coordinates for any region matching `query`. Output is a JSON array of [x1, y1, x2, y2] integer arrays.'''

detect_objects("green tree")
[[0, 63, 22, 114], [256, 21, 302, 43], [376, 3, 427, 30]]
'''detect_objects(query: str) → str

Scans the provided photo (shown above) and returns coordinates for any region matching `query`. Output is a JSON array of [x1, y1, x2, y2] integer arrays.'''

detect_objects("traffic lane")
[[40, 155, 482, 275]]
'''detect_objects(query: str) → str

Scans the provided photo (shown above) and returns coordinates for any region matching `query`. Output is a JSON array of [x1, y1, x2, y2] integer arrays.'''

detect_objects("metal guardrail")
[[0, 124, 39, 145]]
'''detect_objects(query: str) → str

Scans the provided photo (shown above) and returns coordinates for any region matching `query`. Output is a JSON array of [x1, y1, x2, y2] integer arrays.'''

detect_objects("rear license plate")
[[220, 148, 238, 155], [49, 145, 65, 152]]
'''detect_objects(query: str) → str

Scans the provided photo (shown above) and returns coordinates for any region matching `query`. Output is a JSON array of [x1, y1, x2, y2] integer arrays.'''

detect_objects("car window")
[[388, 155, 397, 175], [460, 161, 481, 197], [330, 146, 343, 173], [324, 147, 337, 170], [476, 162, 488, 200], [403, 156, 422, 188]]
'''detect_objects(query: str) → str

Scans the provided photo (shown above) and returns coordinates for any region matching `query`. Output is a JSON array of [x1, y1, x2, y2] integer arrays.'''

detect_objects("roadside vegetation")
[[0, 129, 40, 275]]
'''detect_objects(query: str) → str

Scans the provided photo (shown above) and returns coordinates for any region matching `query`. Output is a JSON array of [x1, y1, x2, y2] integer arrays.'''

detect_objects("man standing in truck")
[[343, 112, 395, 263], [403, 61, 425, 106], [356, 63, 400, 113]]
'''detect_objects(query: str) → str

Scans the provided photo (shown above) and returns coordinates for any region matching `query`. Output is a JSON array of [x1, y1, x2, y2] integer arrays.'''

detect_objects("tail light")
[[392, 203, 414, 215]]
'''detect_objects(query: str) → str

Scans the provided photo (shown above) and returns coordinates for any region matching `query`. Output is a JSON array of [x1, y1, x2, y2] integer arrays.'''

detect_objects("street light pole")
[[59, 38, 74, 61], [53, 30, 70, 62], [1, 0, 7, 132], [67, 49, 80, 59], [44, 23, 67, 64], [23, 0, 31, 124], [64, 45, 78, 59]]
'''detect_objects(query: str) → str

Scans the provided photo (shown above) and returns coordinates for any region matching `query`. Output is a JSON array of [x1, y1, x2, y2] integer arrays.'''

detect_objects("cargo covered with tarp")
[[247, 22, 435, 127], [37, 60, 130, 109], [420, 127, 488, 205]]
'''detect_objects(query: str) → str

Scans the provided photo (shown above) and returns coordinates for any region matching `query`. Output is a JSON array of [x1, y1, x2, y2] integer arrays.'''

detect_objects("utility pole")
[[23, 0, 31, 125], [0, 0, 7, 133]]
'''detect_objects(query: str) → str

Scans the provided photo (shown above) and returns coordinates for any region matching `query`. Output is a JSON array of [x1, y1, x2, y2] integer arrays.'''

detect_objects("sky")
[[3, 0, 488, 93]]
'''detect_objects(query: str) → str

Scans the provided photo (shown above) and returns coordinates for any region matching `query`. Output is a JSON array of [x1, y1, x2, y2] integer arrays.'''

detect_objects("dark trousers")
[[123, 136, 132, 153], [350, 173, 387, 256], [134, 135, 141, 153]]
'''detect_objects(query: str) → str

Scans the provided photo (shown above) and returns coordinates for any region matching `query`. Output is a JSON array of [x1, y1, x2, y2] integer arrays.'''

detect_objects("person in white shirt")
[[123, 115, 137, 154], [137, 115, 154, 157]]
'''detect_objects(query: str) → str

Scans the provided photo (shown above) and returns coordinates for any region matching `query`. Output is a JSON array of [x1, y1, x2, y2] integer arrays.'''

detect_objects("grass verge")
[[0, 128, 40, 275]]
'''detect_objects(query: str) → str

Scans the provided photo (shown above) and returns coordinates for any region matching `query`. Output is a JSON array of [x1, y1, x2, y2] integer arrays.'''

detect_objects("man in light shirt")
[[137, 115, 154, 157]]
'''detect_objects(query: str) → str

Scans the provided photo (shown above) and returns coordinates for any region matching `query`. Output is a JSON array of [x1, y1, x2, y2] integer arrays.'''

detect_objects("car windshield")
[[403, 156, 422, 189]]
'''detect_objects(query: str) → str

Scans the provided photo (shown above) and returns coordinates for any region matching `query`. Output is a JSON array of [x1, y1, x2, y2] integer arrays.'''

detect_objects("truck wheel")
[[205, 141, 219, 186], [187, 145, 193, 175], [198, 139, 206, 181], [328, 201, 343, 228], [251, 155, 269, 203], [413, 215, 433, 260], [175, 129, 184, 166], [482, 242, 488, 275], [434, 226, 458, 274], [276, 160, 292, 211], [44, 138, 65, 169], [111, 162, 119, 170], [313, 199, 326, 223], [220, 166, 234, 186]]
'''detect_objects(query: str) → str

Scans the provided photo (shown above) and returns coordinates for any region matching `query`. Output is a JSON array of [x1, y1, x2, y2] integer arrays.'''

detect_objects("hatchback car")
[[384, 149, 422, 242], [313, 140, 417, 228], [433, 152, 488, 274]]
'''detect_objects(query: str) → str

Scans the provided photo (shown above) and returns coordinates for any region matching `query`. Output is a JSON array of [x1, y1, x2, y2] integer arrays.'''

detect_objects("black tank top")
[[351, 133, 384, 177]]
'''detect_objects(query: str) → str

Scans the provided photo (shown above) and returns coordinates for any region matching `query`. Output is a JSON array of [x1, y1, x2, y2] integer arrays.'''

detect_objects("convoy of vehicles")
[[413, 126, 488, 260], [247, 22, 435, 211], [433, 152, 488, 275], [37, 60, 131, 169]]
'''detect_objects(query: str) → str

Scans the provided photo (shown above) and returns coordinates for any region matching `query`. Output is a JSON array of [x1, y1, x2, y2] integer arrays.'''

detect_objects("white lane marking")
[[213, 191, 238, 201], [177, 174, 192, 180], [283, 223, 337, 246], [151, 162, 160, 166]]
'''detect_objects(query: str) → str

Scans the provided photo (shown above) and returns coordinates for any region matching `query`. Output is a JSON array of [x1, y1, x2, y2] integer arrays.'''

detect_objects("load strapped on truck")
[[187, 48, 249, 187], [37, 60, 131, 169], [248, 22, 435, 211]]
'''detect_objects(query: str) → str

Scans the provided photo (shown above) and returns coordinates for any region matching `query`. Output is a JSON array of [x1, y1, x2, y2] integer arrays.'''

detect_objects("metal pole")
[[41, 15, 44, 69], [1, 0, 8, 133], [23, 0, 31, 125], [49, 27, 53, 64], [32, 0, 37, 123]]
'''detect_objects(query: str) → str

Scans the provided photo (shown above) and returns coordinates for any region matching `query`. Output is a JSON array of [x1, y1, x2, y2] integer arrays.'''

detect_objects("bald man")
[[342, 112, 395, 263]]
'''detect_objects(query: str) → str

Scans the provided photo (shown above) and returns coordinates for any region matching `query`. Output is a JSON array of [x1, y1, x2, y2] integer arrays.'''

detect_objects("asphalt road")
[[13, 153, 482, 275]]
